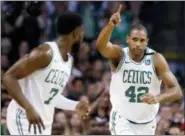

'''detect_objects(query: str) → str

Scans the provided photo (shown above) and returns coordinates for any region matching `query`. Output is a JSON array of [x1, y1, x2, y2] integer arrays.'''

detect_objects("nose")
[[135, 41, 141, 48]]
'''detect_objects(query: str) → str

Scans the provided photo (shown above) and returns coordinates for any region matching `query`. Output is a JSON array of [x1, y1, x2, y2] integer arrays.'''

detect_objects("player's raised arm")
[[2, 45, 51, 134], [96, 5, 123, 60], [154, 53, 183, 103]]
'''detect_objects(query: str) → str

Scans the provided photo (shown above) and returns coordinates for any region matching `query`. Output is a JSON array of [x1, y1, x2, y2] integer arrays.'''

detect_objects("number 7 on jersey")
[[44, 88, 59, 104]]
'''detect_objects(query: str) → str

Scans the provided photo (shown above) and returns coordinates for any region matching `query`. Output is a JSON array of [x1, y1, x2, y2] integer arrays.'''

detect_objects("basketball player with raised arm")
[[3, 12, 90, 135], [96, 5, 183, 135]]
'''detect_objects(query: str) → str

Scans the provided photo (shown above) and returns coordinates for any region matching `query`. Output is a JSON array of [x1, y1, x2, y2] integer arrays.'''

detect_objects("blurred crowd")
[[1, 1, 185, 135]]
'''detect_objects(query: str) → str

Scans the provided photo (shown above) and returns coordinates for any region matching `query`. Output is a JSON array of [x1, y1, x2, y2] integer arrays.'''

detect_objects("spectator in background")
[[171, 111, 184, 128], [86, 82, 99, 103], [52, 111, 70, 135], [67, 77, 85, 101], [156, 118, 170, 135], [175, 69, 185, 88], [69, 113, 85, 135], [76, 41, 91, 73], [1, 55, 10, 70], [68, 1, 79, 12], [1, 37, 12, 56], [1, 37, 14, 65], [87, 127, 111, 135], [50, 2, 68, 39], [171, 101, 182, 115], [80, 2, 96, 42], [91, 59, 104, 81], [93, 98, 109, 126], [15, 2, 42, 48], [168, 126, 181, 135], [37, 2, 53, 43], [157, 105, 172, 123], [18, 40, 30, 58]]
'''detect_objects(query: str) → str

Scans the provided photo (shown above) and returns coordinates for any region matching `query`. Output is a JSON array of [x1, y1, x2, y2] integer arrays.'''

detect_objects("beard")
[[71, 42, 80, 56], [71, 42, 81, 65]]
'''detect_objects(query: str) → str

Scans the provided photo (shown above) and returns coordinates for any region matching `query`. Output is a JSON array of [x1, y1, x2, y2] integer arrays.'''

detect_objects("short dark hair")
[[72, 77, 84, 85], [129, 24, 148, 37], [56, 12, 82, 35]]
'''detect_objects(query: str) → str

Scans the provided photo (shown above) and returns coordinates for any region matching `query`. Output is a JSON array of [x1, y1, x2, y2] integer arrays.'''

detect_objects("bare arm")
[[155, 53, 183, 103], [96, 5, 123, 60], [2, 45, 52, 111], [96, 25, 122, 60], [96, 5, 123, 70]]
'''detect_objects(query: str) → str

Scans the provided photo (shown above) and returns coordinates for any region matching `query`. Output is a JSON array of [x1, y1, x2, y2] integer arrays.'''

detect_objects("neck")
[[56, 36, 73, 61], [129, 50, 145, 62]]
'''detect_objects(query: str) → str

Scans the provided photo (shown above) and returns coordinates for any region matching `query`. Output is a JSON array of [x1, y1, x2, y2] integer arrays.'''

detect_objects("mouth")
[[133, 49, 142, 53]]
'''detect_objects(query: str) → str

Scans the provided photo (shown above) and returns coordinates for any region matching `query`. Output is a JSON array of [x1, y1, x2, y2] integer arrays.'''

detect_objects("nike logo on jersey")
[[125, 61, 130, 64], [145, 59, 151, 65], [54, 60, 60, 62], [152, 126, 156, 129]]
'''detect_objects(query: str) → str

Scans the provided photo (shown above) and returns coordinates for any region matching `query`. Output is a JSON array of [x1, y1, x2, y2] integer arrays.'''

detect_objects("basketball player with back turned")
[[96, 5, 182, 135], [3, 12, 90, 135]]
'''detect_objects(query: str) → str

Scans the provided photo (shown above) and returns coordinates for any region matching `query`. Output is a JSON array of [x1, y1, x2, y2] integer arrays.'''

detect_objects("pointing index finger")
[[117, 5, 122, 14]]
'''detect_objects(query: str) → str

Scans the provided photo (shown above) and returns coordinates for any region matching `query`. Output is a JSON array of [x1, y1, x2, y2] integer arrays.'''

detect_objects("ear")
[[73, 27, 81, 40], [146, 37, 149, 43], [72, 28, 78, 40], [126, 35, 129, 43]]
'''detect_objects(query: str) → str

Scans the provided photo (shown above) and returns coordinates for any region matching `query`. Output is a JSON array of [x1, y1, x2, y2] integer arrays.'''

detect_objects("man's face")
[[19, 41, 29, 54], [70, 113, 81, 127], [73, 80, 84, 92], [127, 29, 148, 56]]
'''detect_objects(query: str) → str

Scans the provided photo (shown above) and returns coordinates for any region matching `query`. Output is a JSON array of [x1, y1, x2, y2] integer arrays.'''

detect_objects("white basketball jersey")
[[7, 41, 73, 125], [110, 47, 161, 123]]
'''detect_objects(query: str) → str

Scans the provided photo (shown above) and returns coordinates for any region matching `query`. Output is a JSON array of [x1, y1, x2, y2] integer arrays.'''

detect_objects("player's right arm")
[[2, 45, 51, 134], [96, 5, 123, 71]]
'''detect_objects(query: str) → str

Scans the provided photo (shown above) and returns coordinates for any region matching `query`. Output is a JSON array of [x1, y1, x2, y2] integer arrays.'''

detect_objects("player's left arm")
[[154, 52, 183, 103], [54, 94, 79, 111], [54, 95, 90, 119]]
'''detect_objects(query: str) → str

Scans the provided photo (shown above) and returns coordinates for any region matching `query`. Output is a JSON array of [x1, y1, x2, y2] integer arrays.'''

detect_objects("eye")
[[132, 38, 138, 42], [140, 39, 146, 42]]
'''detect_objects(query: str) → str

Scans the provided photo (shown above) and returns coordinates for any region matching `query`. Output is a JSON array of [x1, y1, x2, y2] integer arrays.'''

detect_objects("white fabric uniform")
[[7, 41, 73, 135], [109, 47, 161, 135]]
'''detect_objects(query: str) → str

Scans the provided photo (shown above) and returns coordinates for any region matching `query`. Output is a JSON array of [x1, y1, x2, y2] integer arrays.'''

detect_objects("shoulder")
[[30, 44, 52, 60], [28, 44, 53, 68], [154, 52, 170, 77], [154, 52, 167, 66], [3, 44, 54, 78], [146, 47, 155, 53]]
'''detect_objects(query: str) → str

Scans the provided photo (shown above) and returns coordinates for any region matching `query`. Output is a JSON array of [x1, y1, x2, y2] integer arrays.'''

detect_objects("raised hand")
[[109, 4, 122, 26]]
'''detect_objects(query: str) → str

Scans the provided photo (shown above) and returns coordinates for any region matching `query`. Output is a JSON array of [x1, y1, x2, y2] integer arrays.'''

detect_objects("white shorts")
[[109, 110, 157, 135], [7, 105, 52, 135]]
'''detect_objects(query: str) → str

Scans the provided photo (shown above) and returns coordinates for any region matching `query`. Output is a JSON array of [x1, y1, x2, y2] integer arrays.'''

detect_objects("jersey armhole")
[[37, 44, 54, 71], [151, 53, 161, 81], [111, 49, 125, 74], [70, 55, 74, 74]]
